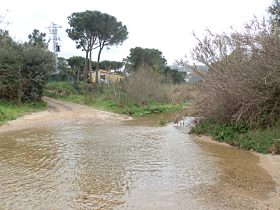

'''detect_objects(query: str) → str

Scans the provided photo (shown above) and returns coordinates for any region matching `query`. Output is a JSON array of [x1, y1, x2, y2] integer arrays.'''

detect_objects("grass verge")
[[50, 94, 183, 116], [0, 100, 47, 125], [45, 81, 184, 116], [190, 118, 280, 154]]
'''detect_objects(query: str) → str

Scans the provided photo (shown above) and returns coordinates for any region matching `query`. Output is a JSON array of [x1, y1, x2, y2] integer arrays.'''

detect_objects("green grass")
[[190, 118, 280, 154], [45, 81, 185, 116], [44, 81, 78, 97], [0, 100, 47, 125], [53, 94, 183, 116]]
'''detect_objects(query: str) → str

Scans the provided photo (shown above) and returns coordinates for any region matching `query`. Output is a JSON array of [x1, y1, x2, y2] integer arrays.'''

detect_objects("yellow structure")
[[91, 69, 124, 83]]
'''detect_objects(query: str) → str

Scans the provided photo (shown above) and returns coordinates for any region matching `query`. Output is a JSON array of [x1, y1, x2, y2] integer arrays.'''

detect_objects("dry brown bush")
[[168, 84, 199, 104], [125, 68, 168, 104], [110, 67, 200, 107], [111, 67, 170, 106], [185, 19, 280, 125]]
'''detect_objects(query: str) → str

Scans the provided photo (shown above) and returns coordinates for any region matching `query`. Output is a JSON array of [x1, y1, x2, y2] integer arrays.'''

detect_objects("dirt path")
[[0, 97, 131, 133]]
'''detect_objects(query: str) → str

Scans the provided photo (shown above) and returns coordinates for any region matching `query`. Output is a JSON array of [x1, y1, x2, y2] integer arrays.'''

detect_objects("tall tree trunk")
[[89, 48, 92, 83], [77, 66, 80, 83], [95, 48, 102, 83], [84, 50, 89, 81]]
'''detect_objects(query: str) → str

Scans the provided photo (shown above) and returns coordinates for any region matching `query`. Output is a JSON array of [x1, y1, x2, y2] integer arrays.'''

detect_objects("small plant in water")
[[159, 120, 166, 126], [269, 139, 280, 154]]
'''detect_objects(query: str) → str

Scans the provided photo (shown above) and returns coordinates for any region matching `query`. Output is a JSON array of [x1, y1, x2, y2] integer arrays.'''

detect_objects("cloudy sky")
[[1, 0, 271, 65]]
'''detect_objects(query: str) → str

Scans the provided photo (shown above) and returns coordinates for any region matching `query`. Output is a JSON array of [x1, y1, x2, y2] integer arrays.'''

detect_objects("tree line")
[[0, 8, 189, 103], [66, 10, 128, 82], [60, 47, 185, 84], [65, 10, 185, 84], [56, 57, 125, 82]]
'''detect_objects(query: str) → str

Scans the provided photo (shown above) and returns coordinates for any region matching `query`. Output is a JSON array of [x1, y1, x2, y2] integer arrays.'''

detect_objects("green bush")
[[0, 31, 55, 102], [45, 82, 77, 97]]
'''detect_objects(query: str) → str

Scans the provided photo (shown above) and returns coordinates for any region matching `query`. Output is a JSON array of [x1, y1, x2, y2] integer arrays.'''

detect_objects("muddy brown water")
[[0, 101, 276, 209]]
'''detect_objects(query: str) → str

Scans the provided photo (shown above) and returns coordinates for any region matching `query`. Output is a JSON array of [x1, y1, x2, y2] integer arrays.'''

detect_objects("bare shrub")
[[122, 67, 168, 105], [168, 84, 199, 104], [107, 82, 126, 105], [186, 19, 280, 125], [110, 68, 168, 105]]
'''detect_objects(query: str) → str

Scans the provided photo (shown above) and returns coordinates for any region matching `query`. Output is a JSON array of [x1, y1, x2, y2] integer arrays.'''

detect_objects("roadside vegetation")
[[0, 30, 54, 102], [1, 9, 190, 124], [46, 25, 192, 116], [44, 66, 188, 116], [0, 16, 54, 123], [191, 119, 280, 154], [0, 101, 46, 125], [189, 1, 280, 154], [46, 11, 188, 116], [46, 30, 190, 116], [45, 83, 183, 116]]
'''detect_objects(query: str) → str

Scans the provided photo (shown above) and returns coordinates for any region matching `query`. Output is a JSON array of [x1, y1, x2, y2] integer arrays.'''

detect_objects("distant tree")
[[67, 11, 128, 82], [94, 13, 128, 82], [94, 60, 124, 70], [67, 56, 85, 82], [0, 29, 12, 43], [162, 66, 186, 84], [124, 47, 167, 72], [268, 0, 280, 29], [66, 10, 102, 81], [57, 57, 71, 81], [28, 29, 49, 49], [111, 61, 125, 70]]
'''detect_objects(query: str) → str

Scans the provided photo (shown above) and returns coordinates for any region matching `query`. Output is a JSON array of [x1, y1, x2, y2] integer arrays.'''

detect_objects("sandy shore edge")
[[193, 134, 280, 209]]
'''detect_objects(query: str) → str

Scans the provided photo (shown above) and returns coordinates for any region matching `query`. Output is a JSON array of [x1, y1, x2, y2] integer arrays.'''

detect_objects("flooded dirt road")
[[0, 98, 279, 209]]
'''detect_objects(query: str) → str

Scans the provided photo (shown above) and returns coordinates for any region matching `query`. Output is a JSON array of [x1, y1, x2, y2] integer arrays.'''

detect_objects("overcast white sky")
[[1, 0, 271, 65]]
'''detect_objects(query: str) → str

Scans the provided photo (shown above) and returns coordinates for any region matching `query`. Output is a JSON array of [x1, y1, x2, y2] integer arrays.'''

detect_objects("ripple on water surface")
[[0, 116, 275, 209]]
